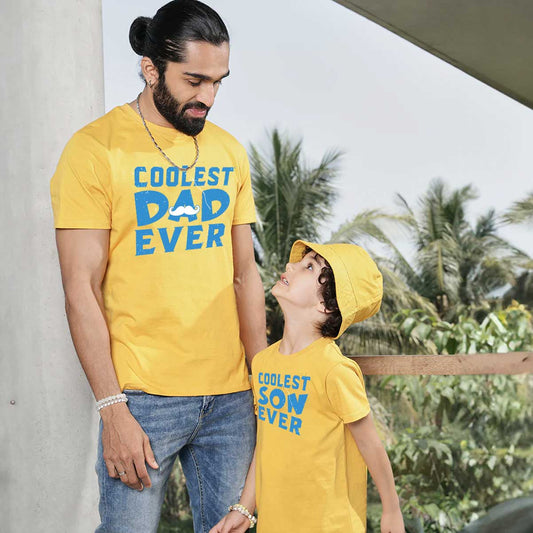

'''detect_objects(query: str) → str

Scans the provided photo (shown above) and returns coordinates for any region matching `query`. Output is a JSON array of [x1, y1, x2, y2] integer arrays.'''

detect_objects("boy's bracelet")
[[229, 503, 257, 528], [96, 393, 128, 412]]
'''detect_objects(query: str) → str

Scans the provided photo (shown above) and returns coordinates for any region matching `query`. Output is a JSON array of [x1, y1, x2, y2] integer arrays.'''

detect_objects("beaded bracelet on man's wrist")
[[96, 393, 128, 412]]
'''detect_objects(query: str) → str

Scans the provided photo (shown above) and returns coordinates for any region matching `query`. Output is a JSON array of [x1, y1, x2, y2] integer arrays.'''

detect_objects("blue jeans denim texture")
[[95, 389, 256, 533]]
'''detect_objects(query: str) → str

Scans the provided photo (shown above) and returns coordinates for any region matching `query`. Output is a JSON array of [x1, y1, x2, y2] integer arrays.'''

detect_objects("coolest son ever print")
[[133, 165, 235, 255], [257, 372, 310, 436]]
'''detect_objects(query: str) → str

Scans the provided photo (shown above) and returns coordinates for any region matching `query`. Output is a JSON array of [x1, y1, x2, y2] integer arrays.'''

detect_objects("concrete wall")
[[1, 1, 104, 531]]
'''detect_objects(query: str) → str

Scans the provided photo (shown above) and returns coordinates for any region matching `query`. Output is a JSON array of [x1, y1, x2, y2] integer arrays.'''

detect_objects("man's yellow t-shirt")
[[51, 104, 256, 396], [252, 337, 370, 533]]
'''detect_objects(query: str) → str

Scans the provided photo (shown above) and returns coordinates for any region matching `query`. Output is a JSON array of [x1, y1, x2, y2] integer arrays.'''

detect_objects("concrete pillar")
[[1, 1, 104, 531]]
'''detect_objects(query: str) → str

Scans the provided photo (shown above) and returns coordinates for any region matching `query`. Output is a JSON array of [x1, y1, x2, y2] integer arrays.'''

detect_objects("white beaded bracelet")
[[96, 393, 128, 412], [229, 504, 257, 528]]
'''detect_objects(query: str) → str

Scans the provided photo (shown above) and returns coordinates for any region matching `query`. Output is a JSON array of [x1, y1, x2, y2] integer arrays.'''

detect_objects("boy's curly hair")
[[304, 246, 342, 337]]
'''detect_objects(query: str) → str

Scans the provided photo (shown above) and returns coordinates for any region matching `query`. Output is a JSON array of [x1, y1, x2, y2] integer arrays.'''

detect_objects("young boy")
[[210, 241, 405, 533]]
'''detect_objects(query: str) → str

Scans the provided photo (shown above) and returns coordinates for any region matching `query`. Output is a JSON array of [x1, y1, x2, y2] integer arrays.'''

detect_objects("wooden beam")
[[349, 352, 533, 375]]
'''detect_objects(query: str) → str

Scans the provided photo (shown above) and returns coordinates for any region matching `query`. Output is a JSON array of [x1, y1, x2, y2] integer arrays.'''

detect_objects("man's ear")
[[140, 57, 159, 86]]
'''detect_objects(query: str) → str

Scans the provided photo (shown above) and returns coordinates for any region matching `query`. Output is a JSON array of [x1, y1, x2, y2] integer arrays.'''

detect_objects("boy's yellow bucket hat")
[[290, 240, 383, 338]]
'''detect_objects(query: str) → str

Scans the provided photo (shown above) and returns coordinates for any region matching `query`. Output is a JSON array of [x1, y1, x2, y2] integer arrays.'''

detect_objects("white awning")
[[333, 0, 533, 110]]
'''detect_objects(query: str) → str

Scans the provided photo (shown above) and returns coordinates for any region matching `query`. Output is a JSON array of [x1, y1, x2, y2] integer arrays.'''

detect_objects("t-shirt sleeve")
[[325, 360, 370, 423], [50, 131, 112, 229], [232, 148, 256, 225]]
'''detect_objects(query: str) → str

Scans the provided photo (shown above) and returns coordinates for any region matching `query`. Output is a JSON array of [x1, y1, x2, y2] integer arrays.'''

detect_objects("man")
[[50, 2, 266, 532]]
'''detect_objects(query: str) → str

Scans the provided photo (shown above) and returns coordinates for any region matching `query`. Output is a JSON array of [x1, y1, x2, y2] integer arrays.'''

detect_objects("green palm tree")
[[327, 209, 438, 355], [250, 132, 529, 352], [395, 181, 472, 313], [324, 180, 527, 350], [392, 180, 527, 318], [250, 129, 341, 270], [502, 191, 533, 308], [503, 192, 533, 225], [250, 129, 342, 341], [249, 129, 433, 348]]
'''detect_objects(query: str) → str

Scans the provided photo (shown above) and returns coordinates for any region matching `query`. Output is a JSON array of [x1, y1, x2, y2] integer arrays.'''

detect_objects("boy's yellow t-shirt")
[[50, 104, 255, 396], [251, 337, 371, 533]]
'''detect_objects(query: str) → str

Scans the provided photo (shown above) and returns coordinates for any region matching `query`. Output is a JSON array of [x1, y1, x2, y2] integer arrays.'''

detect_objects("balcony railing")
[[350, 351, 533, 375]]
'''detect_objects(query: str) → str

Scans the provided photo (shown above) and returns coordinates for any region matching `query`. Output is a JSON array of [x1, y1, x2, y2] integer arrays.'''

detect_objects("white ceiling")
[[333, 0, 533, 110]]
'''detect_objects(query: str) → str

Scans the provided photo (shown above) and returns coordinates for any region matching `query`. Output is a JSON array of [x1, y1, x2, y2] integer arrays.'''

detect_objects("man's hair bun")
[[128, 1, 229, 70], [129, 16, 152, 56]]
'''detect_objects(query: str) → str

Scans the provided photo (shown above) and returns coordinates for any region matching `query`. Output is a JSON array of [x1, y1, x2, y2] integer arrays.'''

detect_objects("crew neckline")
[[120, 102, 206, 140], [274, 336, 332, 358]]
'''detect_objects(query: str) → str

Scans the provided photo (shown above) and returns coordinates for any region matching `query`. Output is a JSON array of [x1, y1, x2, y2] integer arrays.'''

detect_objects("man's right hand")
[[100, 402, 159, 491], [55, 230, 159, 490]]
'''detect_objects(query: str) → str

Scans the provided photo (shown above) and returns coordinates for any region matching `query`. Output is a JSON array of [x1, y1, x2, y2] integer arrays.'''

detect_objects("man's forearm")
[[64, 284, 158, 490], [55, 228, 156, 490], [64, 284, 121, 401], [234, 267, 267, 367]]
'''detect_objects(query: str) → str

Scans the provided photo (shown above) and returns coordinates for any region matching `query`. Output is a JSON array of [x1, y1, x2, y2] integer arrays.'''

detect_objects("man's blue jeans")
[[95, 389, 256, 533]]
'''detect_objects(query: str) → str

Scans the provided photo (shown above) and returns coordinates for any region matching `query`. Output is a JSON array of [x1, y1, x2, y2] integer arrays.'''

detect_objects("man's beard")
[[152, 77, 210, 136]]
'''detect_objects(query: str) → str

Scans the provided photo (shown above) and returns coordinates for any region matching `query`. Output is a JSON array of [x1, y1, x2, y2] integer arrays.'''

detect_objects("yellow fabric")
[[51, 104, 256, 395], [252, 337, 370, 533], [290, 241, 383, 337]]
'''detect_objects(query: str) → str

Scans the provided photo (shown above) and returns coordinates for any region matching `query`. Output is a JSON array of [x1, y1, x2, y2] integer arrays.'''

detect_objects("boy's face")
[[272, 251, 326, 311]]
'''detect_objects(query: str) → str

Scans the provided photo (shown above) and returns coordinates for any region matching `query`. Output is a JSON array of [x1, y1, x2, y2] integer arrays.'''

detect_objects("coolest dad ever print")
[[133, 164, 235, 255]]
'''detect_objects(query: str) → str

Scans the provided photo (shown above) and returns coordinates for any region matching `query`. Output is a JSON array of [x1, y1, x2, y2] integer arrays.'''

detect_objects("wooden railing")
[[350, 352, 533, 375]]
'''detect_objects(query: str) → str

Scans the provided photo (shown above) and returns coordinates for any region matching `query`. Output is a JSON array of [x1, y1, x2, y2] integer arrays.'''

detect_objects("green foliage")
[[392, 180, 527, 318], [504, 271, 533, 310], [249, 129, 343, 342], [501, 191, 533, 311], [158, 463, 194, 533], [373, 375, 533, 532], [503, 192, 533, 226], [158, 133, 533, 533], [394, 304, 533, 355], [250, 129, 341, 267], [249, 130, 440, 348], [367, 304, 533, 532], [158, 519, 194, 533]]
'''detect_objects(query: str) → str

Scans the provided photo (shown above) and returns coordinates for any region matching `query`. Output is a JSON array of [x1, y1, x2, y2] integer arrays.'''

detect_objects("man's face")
[[153, 40, 230, 136], [272, 251, 326, 311]]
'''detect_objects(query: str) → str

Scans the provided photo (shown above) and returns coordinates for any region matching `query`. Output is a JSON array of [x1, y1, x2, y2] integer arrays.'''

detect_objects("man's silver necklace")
[[136, 93, 199, 171]]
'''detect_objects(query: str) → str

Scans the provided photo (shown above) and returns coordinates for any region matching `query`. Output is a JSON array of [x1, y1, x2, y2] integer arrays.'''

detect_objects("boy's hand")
[[209, 511, 252, 533], [381, 508, 405, 533]]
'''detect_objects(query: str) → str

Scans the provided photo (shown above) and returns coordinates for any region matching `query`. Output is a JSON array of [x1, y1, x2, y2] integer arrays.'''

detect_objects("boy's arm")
[[347, 414, 405, 533], [209, 449, 257, 533], [232, 224, 267, 368]]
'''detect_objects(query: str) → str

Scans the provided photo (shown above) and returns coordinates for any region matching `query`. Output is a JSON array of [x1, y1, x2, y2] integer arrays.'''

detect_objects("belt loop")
[[201, 395, 215, 414]]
